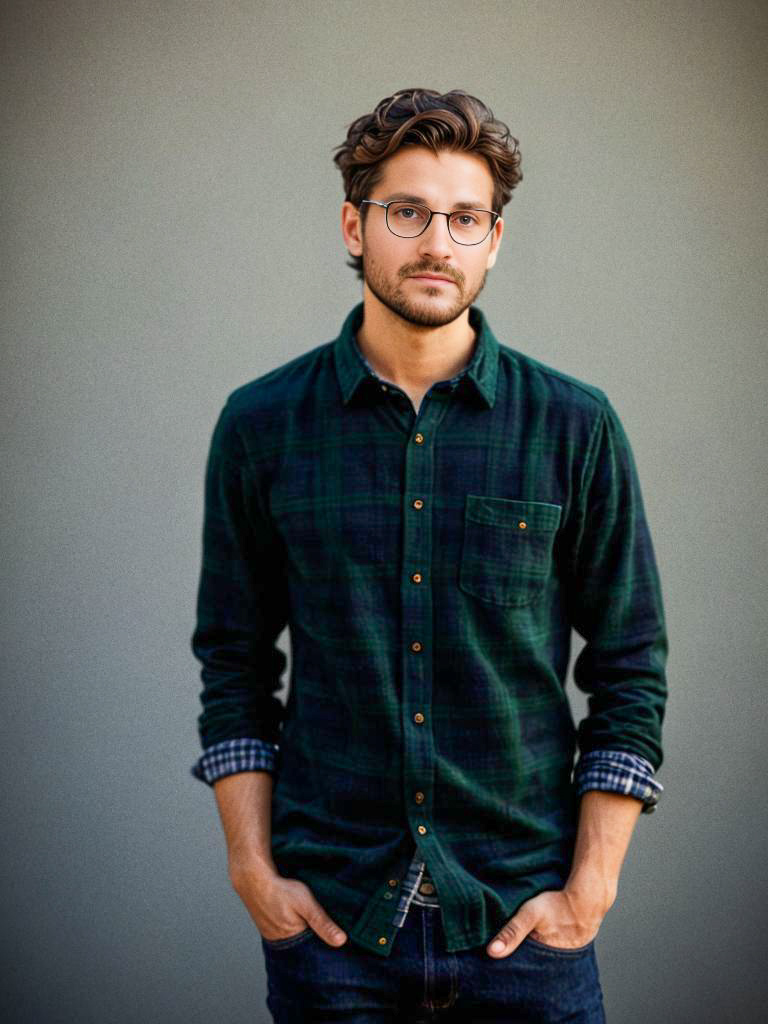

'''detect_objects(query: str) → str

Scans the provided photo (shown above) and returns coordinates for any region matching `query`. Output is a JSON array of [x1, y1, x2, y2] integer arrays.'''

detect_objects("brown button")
[[518, 521, 527, 529], [411, 572, 422, 584], [388, 878, 399, 887], [411, 641, 422, 652], [418, 881, 435, 895], [417, 825, 427, 835], [414, 791, 425, 803], [413, 712, 425, 724], [414, 433, 425, 444], [412, 499, 424, 509], [378, 936, 388, 945]]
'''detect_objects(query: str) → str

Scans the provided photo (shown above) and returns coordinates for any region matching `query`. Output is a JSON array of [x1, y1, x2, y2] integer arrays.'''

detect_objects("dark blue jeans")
[[261, 902, 606, 1022]]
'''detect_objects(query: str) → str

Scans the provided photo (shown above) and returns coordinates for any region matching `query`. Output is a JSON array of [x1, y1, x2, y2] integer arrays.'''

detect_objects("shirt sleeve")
[[189, 398, 288, 786], [565, 396, 669, 778], [572, 748, 663, 814], [190, 737, 281, 786]]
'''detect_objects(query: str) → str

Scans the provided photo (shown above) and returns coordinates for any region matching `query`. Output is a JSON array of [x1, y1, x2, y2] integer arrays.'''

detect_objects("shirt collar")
[[333, 302, 501, 409]]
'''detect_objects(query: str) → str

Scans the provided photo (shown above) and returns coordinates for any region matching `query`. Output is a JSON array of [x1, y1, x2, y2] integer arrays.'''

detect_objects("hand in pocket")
[[229, 860, 348, 948]]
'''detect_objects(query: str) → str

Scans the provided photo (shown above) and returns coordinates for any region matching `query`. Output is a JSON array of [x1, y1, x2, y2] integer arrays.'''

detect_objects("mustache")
[[401, 264, 464, 285]]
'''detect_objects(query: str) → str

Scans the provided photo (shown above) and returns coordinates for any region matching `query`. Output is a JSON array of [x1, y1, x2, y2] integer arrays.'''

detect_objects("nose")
[[416, 212, 454, 262]]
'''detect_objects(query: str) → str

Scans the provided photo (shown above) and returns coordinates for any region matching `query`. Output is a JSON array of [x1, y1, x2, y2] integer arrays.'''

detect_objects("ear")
[[485, 216, 504, 270], [341, 201, 364, 257]]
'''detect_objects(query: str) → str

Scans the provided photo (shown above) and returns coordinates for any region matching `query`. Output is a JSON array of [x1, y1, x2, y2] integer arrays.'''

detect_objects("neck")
[[356, 287, 477, 392]]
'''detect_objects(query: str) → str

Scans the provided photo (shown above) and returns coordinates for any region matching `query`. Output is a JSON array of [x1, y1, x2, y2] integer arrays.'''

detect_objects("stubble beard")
[[362, 255, 489, 329]]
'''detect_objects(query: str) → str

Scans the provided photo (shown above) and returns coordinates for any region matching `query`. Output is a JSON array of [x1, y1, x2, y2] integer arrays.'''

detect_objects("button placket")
[[399, 396, 453, 868]]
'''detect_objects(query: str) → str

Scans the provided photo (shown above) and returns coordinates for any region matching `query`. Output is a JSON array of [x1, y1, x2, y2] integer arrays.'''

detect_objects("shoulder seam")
[[226, 339, 335, 404], [579, 403, 608, 501], [500, 344, 610, 407]]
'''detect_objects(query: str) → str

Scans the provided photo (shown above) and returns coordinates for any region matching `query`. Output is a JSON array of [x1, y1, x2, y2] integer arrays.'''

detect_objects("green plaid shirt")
[[190, 302, 668, 957]]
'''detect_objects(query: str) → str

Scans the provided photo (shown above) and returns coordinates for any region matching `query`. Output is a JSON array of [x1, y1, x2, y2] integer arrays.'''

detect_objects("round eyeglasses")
[[359, 199, 500, 246]]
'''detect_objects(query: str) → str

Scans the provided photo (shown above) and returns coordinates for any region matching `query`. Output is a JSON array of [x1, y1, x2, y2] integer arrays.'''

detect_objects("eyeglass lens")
[[386, 202, 493, 243]]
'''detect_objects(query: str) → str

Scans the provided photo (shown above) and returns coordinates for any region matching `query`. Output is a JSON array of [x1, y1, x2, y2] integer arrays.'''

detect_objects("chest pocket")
[[458, 495, 562, 608]]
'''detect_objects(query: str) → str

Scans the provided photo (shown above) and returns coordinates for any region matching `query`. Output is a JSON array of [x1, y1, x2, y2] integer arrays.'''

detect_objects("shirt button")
[[412, 499, 424, 509], [518, 521, 527, 529], [380, 383, 388, 391], [411, 641, 422, 652], [411, 572, 422, 584], [414, 433, 425, 444], [414, 791, 425, 803], [378, 936, 388, 945], [413, 712, 425, 724], [388, 879, 399, 887], [419, 881, 435, 895], [417, 825, 428, 835]]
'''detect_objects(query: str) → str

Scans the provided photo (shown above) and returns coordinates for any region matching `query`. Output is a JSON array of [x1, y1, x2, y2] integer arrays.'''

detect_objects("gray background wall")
[[2, 1, 766, 1021]]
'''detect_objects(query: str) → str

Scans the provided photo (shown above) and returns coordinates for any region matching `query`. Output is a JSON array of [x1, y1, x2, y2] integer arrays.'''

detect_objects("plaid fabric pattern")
[[394, 851, 441, 920], [574, 749, 663, 810], [189, 302, 668, 957], [191, 736, 278, 781], [192, 737, 661, 927]]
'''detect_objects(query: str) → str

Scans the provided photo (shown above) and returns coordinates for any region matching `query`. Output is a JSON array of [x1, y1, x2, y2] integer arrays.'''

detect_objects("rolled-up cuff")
[[574, 749, 663, 814], [190, 737, 280, 787]]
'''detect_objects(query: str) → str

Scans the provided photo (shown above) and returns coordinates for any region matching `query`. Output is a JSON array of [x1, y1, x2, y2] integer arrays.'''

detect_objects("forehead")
[[371, 146, 494, 207]]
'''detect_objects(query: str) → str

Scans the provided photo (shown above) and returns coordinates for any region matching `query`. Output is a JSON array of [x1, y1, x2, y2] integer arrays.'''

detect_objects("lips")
[[409, 274, 456, 284]]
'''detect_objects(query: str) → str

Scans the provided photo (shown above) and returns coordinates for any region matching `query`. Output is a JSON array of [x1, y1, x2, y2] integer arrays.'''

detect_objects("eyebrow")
[[382, 192, 489, 211]]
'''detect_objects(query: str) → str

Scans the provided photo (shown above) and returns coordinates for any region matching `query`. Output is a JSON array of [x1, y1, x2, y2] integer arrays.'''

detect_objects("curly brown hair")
[[332, 88, 522, 280]]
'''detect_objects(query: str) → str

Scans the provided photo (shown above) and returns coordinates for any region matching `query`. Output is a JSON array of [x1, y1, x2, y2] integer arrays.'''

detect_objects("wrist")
[[227, 844, 277, 881], [564, 869, 618, 913]]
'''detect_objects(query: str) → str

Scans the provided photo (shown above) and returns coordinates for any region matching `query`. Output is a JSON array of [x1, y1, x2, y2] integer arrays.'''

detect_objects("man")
[[190, 88, 668, 1022]]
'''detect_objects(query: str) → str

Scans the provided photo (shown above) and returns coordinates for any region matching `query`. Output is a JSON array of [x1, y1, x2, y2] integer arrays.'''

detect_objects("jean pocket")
[[261, 925, 316, 950], [522, 934, 595, 957], [458, 495, 562, 608]]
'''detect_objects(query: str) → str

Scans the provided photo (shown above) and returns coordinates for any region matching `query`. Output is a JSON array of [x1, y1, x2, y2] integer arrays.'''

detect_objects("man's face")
[[343, 146, 504, 328]]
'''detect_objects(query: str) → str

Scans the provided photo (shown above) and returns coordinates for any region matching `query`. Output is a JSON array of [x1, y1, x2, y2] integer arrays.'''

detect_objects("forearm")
[[213, 770, 277, 877], [565, 789, 643, 909]]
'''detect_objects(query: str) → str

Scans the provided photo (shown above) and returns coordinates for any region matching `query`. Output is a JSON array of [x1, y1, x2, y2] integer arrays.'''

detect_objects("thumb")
[[304, 897, 348, 948], [487, 910, 534, 958]]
